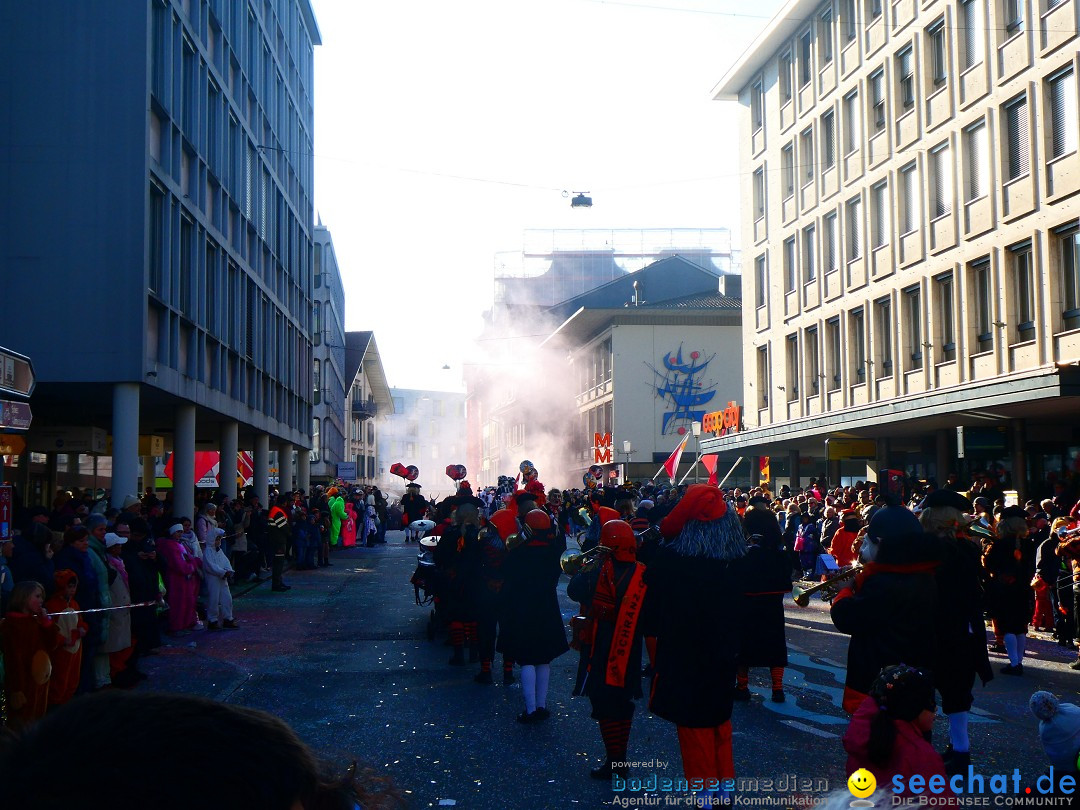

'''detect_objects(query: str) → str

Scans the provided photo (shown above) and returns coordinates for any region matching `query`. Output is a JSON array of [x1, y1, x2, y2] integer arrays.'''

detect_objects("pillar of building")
[[935, 429, 951, 486], [278, 442, 294, 492], [1010, 419, 1027, 503], [172, 405, 196, 521], [788, 449, 801, 491], [871, 438, 891, 482], [110, 383, 141, 509], [297, 446, 311, 495], [141, 455, 156, 498], [253, 434, 270, 505], [828, 459, 842, 489], [219, 422, 239, 501], [749, 456, 760, 488]]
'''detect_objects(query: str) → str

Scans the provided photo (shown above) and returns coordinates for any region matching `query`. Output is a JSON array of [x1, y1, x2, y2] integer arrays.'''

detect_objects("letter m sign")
[[593, 432, 612, 464]]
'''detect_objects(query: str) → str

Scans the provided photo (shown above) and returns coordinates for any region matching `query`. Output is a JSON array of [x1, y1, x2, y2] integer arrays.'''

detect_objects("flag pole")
[[677, 453, 702, 486], [715, 457, 744, 489]]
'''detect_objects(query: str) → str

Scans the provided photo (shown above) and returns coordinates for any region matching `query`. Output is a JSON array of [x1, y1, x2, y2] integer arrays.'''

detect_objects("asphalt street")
[[139, 531, 1079, 809]]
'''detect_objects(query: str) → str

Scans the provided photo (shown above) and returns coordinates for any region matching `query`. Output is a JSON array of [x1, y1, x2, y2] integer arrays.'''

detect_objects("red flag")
[[661, 434, 690, 482], [701, 454, 719, 486]]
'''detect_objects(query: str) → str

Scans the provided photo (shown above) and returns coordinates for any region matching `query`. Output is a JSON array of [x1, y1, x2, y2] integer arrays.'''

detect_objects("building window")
[[847, 196, 863, 261], [803, 224, 817, 283], [1048, 68, 1078, 160], [757, 346, 770, 407], [870, 70, 886, 132], [870, 181, 888, 248], [786, 335, 800, 400], [827, 318, 842, 390], [1060, 226, 1080, 324], [753, 168, 765, 221], [876, 297, 893, 375], [799, 28, 813, 87], [780, 51, 793, 103], [843, 91, 860, 154], [755, 255, 767, 307], [896, 47, 915, 110], [928, 21, 947, 88], [899, 163, 919, 235], [842, 0, 857, 42], [937, 274, 956, 361], [867, 0, 882, 21], [965, 121, 989, 201], [313, 359, 321, 404], [905, 286, 923, 368], [959, 0, 983, 70], [819, 10, 834, 66], [1012, 243, 1035, 339], [1004, 95, 1030, 181], [800, 128, 814, 185], [929, 143, 952, 218], [971, 259, 993, 352], [806, 327, 820, 394], [751, 80, 764, 133], [782, 143, 795, 199], [1003, 0, 1023, 34], [851, 308, 867, 382], [824, 212, 838, 274], [313, 243, 322, 288], [311, 417, 320, 463], [784, 237, 797, 292], [312, 301, 322, 345], [821, 110, 836, 169]]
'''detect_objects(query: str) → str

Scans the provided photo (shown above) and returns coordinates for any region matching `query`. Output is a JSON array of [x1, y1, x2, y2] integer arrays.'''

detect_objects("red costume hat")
[[659, 484, 727, 539], [524, 509, 552, 531], [596, 506, 621, 526], [53, 569, 79, 593], [601, 519, 636, 562], [488, 509, 518, 541]]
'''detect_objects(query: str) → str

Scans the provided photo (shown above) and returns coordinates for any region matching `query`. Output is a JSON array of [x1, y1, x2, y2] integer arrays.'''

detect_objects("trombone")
[[560, 545, 611, 576], [792, 563, 863, 607]]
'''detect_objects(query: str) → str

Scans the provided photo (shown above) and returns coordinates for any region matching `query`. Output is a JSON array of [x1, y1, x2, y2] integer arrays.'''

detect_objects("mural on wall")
[[650, 345, 718, 435]]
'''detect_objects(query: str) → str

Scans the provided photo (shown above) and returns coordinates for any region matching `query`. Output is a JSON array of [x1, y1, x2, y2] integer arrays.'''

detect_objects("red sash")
[[605, 562, 646, 687]]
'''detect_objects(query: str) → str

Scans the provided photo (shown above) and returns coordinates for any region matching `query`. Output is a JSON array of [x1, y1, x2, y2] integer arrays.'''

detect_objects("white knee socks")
[[1004, 633, 1020, 667], [521, 664, 537, 713], [948, 712, 970, 753], [535, 663, 550, 709]]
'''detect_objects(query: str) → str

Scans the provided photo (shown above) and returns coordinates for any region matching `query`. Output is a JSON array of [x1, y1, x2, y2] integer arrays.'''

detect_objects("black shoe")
[[732, 688, 751, 702], [474, 671, 493, 684], [271, 584, 292, 592], [533, 707, 550, 720], [943, 747, 970, 777], [1000, 663, 1023, 676], [771, 690, 786, 703], [515, 710, 541, 724], [1070, 658, 1080, 670], [590, 760, 629, 780]]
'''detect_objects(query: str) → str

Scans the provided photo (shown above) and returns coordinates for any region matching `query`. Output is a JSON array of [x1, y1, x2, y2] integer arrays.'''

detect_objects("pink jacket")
[[156, 537, 199, 577], [843, 696, 956, 802]]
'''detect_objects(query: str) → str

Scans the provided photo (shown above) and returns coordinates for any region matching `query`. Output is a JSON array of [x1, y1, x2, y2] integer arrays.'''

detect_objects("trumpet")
[[560, 545, 611, 576], [792, 563, 863, 607]]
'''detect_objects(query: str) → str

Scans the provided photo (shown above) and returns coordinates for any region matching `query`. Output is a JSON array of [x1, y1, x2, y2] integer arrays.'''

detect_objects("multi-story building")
[[0, 1, 321, 515], [311, 224, 347, 482], [379, 389, 467, 500], [709, 0, 1080, 497], [343, 332, 394, 486]]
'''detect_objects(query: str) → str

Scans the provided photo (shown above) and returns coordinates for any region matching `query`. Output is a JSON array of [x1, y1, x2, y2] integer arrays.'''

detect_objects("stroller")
[[408, 521, 446, 640]]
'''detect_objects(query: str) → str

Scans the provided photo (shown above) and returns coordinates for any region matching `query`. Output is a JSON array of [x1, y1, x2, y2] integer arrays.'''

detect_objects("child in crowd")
[[202, 528, 239, 631], [157, 522, 200, 636], [1029, 691, 1080, 775], [1, 580, 60, 729], [843, 664, 952, 800], [43, 570, 88, 707]]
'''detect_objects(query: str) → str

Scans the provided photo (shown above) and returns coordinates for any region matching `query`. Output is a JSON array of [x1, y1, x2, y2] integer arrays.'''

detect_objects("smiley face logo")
[[848, 768, 876, 798]]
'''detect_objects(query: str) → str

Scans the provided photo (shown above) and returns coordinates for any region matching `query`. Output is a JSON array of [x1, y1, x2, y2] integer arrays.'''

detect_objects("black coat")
[[644, 548, 745, 728], [983, 537, 1030, 635], [497, 533, 569, 665], [567, 561, 645, 705], [933, 535, 993, 686], [433, 525, 482, 622], [738, 545, 792, 667]]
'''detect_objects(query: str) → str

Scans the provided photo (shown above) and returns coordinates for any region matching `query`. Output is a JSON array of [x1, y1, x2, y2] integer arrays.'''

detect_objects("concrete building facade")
[[311, 225, 347, 481], [343, 332, 394, 486], [0, 0, 321, 514], [710, 0, 1080, 497]]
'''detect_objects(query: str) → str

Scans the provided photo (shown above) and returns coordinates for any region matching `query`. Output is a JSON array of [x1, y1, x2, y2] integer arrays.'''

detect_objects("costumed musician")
[[982, 505, 1033, 676], [433, 504, 483, 667], [567, 519, 647, 780], [400, 482, 428, 543], [474, 506, 518, 684]]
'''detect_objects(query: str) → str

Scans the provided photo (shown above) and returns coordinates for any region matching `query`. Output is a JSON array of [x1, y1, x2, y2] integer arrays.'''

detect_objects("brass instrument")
[[504, 526, 530, 552], [792, 563, 863, 607], [560, 545, 611, 576]]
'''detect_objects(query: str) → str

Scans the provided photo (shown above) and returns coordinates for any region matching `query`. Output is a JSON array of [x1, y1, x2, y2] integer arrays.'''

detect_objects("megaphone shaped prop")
[[390, 463, 420, 482], [445, 464, 467, 481], [519, 459, 538, 481]]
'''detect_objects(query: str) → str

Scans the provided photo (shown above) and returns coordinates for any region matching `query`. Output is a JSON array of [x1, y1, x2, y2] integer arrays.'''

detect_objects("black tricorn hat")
[[999, 505, 1028, 520], [918, 490, 973, 512]]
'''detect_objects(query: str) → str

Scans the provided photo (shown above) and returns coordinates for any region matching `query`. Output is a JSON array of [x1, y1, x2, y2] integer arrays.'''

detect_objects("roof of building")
[[712, 0, 816, 99], [645, 291, 742, 310], [345, 331, 394, 412]]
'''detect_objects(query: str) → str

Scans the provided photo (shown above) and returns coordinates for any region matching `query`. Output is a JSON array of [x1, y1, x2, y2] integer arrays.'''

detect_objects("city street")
[[140, 531, 1080, 809]]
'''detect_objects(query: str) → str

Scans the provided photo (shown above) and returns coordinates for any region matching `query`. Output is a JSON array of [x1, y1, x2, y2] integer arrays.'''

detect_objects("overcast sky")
[[310, 0, 787, 391]]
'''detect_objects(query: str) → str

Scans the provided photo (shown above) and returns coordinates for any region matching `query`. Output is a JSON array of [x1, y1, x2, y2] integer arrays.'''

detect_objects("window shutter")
[[849, 200, 862, 258], [932, 147, 951, 217], [1051, 71, 1077, 158], [967, 124, 986, 200], [1006, 99, 1029, 179]]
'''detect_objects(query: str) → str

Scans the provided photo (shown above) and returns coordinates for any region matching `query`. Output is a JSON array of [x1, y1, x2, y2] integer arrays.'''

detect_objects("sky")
[[310, 0, 788, 392]]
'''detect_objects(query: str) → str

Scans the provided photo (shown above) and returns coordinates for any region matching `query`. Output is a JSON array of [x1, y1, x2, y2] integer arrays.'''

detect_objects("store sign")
[[593, 432, 612, 464], [337, 462, 357, 480], [702, 402, 741, 437]]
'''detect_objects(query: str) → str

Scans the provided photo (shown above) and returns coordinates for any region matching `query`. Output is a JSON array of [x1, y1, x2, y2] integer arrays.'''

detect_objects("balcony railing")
[[352, 398, 378, 420]]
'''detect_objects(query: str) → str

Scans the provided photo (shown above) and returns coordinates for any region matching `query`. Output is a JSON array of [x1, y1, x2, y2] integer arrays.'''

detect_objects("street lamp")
[[691, 422, 702, 483], [622, 440, 633, 462]]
